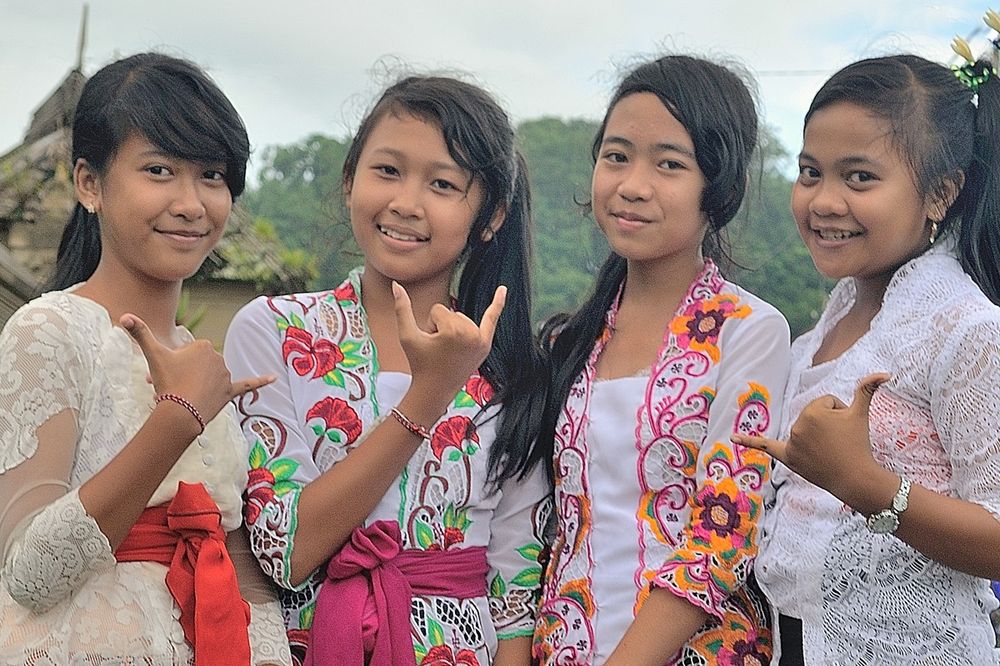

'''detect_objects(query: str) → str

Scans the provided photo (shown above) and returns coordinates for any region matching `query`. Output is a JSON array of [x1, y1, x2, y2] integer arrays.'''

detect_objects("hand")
[[392, 281, 506, 397], [121, 314, 275, 425], [732, 373, 891, 508]]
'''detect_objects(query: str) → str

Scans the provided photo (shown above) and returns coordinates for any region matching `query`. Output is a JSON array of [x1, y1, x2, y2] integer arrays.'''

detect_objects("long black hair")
[[51, 52, 250, 290], [804, 54, 1000, 303], [342, 76, 544, 483], [535, 55, 759, 479]]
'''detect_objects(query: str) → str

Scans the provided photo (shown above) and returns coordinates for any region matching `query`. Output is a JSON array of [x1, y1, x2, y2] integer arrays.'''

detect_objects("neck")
[[74, 262, 183, 344], [621, 251, 705, 313], [359, 265, 453, 325], [851, 272, 892, 322]]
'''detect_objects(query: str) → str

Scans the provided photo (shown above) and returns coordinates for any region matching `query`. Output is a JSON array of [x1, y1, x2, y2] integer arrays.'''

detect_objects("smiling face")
[[792, 102, 936, 285], [591, 92, 708, 273], [346, 111, 483, 293], [79, 132, 232, 286]]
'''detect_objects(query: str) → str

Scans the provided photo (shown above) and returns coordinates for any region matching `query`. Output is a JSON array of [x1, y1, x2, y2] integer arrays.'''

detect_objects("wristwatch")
[[866, 476, 911, 534]]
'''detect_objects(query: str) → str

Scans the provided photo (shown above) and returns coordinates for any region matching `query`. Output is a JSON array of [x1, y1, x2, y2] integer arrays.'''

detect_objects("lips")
[[812, 227, 862, 241], [611, 210, 652, 224], [377, 224, 429, 242], [155, 229, 210, 242]]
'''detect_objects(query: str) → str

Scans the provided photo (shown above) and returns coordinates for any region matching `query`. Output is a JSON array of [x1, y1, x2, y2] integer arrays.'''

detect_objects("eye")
[[431, 178, 461, 192], [374, 164, 400, 177], [797, 165, 820, 183], [847, 170, 877, 184], [146, 165, 173, 177], [203, 169, 227, 182], [660, 159, 687, 170], [601, 151, 628, 164]]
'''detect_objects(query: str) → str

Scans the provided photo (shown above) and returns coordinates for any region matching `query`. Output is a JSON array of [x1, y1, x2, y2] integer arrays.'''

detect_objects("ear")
[[342, 176, 353, 208], [73, 159, 101, 212], [480, 205, 506, 242], [925, 171, 965, 223]]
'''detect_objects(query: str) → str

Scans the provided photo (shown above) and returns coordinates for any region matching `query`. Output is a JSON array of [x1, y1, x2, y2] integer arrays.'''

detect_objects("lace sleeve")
[[651, 307, 790, 619], [930, 310, 1000, 520]]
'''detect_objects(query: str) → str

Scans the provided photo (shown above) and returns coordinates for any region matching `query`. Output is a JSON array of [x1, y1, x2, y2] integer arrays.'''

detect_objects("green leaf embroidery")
[[453, 391, 477, 408], [413, 644, 428, 662], [326, 430, 342, 442], [510, 566, 542, 588], [276, 319, 289, 331], [289, 313, 306, 329], [322, 369, 346, 388], [414, 520, 435, 549], [270, 458, 299, 481], [311, 424, 325, 436], [273, 481, 298, 497], [339, 354, 366, 369], [340, 340, 361, 354], [427, 617, 445, 646], [248, 440, 267, 469], [447, 449, 463, 462], [300, 603, 315, 629], [490, 573, 507, 597], [516, 543, 542, 562]]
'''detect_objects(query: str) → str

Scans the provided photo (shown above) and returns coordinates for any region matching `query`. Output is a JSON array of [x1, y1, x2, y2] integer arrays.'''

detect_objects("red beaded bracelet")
[[390, 407, 432, 439], [155, 393, 206, 434]]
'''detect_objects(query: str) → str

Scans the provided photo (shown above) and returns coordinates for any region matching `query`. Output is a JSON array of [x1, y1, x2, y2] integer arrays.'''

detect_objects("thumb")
[[391, 281, 421, 339], [851, 372, 891, 416], [120, 314, 164, 361]]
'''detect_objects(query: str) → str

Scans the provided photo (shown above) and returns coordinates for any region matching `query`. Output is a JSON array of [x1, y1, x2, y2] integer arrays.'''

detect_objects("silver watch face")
[[868, 510, 900, 534]]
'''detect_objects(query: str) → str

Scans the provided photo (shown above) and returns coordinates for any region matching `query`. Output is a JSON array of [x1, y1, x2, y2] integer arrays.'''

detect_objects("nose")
[[806, 179, 849, 218], [388, 179, 424, 219], [169, 176, 207, 221], [616, 164, 653, 203]]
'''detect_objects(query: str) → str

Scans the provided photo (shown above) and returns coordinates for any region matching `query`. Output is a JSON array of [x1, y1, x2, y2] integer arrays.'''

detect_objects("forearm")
[[605, 588, 707, 666], [288, 383, 452, 584], [846, 466, 1000, 579], [78, 401, 201, 550]]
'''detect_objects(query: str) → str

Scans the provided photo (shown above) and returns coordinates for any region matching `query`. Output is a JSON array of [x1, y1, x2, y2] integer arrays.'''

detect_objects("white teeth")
[[379, 226, 424, 242], [817, 229, 858, 241]]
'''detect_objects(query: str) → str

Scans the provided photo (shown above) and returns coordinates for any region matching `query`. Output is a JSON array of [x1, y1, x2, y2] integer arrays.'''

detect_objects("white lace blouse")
[[0, 290, 291, 665], [756, 246, 1000, 664]]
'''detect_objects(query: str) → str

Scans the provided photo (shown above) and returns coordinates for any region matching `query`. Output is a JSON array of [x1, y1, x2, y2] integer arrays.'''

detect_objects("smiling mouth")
[[611, 211, 652, 224], [156, 229, 209, 239], [814, 228, 862, 241], [377, 224, 429, 242]]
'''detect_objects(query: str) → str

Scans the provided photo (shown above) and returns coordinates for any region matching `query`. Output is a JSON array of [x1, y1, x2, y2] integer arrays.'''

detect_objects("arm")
[[608, 309, 791, 664], [736, 315, 1000, 579], [225, 284, 507, 587]]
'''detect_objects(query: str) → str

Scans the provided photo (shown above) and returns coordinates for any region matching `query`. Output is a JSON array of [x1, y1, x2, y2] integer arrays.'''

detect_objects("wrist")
[[152, 398, 204, 442], [845, 465, 899, 516]]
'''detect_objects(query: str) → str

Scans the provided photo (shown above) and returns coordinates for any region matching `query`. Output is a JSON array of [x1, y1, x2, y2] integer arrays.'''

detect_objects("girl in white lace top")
[[734, 48, 1000, 664], [0, 53, 290, 665]]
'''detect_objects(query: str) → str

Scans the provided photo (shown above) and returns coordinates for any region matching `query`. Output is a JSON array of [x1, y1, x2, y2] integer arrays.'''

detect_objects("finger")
[[120, 314, 165, 362], [391, 281, 423, 337], [851, 372, 891, 415], [478, 285, 508, 343], [805, 393, 844, 413], [731, 433, 789, 463], [427, 302, 463, 334], [231, 374, 277, 397]]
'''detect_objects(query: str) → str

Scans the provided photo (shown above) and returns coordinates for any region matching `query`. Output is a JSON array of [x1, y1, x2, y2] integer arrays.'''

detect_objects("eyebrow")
[[370, 147, 463, 173], [798, 151, 885, 170], [602, 135, 696, 159]]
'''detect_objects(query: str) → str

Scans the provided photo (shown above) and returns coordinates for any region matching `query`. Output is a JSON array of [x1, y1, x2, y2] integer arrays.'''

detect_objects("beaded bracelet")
[[155, 393, 206, 434], [390, 407, 432, 440]]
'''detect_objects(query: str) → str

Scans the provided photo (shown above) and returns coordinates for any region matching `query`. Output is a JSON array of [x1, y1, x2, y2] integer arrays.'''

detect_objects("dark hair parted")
[[51, 52, 250, 290], [537, 55, 760, 481], [343, 76, 545, 484], [804, 55, 1000, 303]]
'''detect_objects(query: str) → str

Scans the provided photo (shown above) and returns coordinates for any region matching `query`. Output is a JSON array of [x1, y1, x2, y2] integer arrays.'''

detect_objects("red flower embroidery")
[[333, 281, 358, 303], [245, 467, 276, 525], [282, 326, 344, 378], [429, 415, 478, 460], [286, 628, 310, 666], [420, 645, 480, 666], [463, 376, 494, 406], [306, 397, 363, 445], [443, 527, 465, 549]]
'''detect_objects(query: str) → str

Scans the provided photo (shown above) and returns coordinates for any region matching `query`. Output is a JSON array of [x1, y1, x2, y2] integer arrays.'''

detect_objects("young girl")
[[223, 76, 550, 666], [0, 53, 291, 664], [739, 47, 1000, 664], [532, 55, 791, 665]]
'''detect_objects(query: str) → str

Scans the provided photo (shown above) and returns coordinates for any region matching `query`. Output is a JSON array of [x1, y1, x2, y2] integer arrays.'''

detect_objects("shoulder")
[[1, 290, 106, 346], [719, 281, 790, 339]]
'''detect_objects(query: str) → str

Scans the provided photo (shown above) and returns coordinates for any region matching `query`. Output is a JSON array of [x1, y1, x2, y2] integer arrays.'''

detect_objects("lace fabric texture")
[[756, 248, 1000, 665], [0, 290, 291, 665]]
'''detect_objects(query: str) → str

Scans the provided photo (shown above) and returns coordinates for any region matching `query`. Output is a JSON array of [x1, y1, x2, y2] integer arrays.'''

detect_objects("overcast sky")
[[0, 1, 992, 182]]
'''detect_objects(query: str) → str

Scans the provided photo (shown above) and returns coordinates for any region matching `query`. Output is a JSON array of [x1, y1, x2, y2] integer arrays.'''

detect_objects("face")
[[77, 132, 232, 285], [346, 111, 485, 291], [591, 92, 708, 270], [792, 102, 937, 284]]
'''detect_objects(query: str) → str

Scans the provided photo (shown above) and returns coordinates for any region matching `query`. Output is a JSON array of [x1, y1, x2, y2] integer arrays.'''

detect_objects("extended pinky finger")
[[232, 374, 277, 396]]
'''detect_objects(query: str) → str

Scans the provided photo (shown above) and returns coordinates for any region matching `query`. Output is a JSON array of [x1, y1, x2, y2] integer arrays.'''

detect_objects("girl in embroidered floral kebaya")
[[223, 76, 550, 666], [0, 53, 291, 664], [531, 55, 791, 665], [737, 39, 1000, 665]]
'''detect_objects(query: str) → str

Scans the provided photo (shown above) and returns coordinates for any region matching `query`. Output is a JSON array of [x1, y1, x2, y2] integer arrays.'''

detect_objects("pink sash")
[[304, 520, 489, 666]]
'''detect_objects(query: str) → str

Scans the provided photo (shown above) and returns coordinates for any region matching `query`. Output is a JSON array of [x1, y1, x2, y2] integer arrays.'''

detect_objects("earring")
[[85, 203, 96, 215], [482, 228, 495, 242], [929, 220, 939, 245]]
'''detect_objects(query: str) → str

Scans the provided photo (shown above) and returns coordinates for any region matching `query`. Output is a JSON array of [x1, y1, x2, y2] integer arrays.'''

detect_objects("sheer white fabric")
[[756, 246, 1000, 664], [0, 289, 291, 665]]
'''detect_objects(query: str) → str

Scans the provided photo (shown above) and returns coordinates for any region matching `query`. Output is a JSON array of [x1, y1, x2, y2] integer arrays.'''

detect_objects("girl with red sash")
[[532, 55, 791, 665], [0, 53, 290, 665], [224, 76, 550, 665]]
